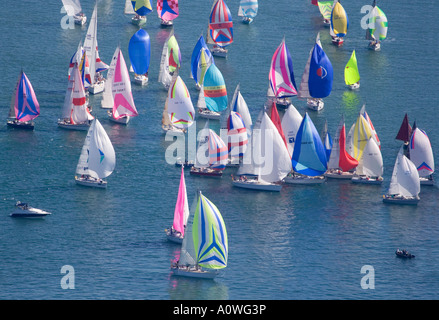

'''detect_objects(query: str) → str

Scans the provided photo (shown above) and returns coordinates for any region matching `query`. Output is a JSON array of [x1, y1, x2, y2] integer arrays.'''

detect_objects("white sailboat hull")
[[165, 229, 184, 244], [420, 177, 434, 186], [74, 15, 87, 25], [198, 109, 221, 120], [211, 46, 228, 58], [160, 19, 173, 27], [171, 266, 219, 279], [58, 119, 91, 131], [348, 82, 360, 90], [75, 176, 107, 189], [232, 179, 282, 191], [383, 195, 420, 205], [307, 98, 324, 111], [134, 75, 148, 86], [109, 114, 130, 124], [89, 80, 105, 94], [284, 175, 326, 185], [162, 125, 186, 135], [131, 16, 146, 25], [325, 170, 354, 179], [351, 175, 383, 185]]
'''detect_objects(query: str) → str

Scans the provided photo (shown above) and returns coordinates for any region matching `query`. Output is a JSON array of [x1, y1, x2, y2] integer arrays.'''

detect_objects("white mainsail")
[[76, 119, 115, 180], [101, 48, 119, 109], [356, 138, 383, 177], [409, 128, 435, 178], [243, 110, 292, 183], [388, 149, 420, 197], [281, 104, 303, 157]]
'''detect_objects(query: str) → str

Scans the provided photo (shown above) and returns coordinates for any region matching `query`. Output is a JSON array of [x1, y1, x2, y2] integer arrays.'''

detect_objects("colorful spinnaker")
[[238, 0, 258, 23], [208, 0, 234, 49], [167, 166, 190, 241], [269, 37, 298, 100], [128, 29, 151, 77], [327, 116, 358, 173], [190, 34, 214, 89], [366, 0, 388, 42], [173, 190, 228, 278], [298, 33, 333, 100], [111, 47, 139, 121], [167, 76, 195, 129], [203, 64, 228, 113], [330, 0, 349, 38], [157, 0, 179, 22], [227, 111, 248, 158], [7, 71, 40, 128], [208, 129, 229, 170], [344, 50, 360, 87], [292, 113, 328, 176], [158, 31, 181, 89], [317, 1, 333, 23], [131, 0, 152, 16]]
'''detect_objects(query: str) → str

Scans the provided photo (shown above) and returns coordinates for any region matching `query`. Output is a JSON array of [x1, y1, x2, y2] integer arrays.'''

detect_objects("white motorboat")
[[10, 202, 51, 218]]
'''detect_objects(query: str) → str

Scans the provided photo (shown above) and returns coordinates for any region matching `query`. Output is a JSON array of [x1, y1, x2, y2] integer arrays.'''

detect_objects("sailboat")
[[198, 64, 227, 120], [351, 138, 383, 184], [171, 190, 228, 279], [58, 63, 94, 130], [84, 3, 109, 95], [7, 71, 40, 130], [157, 0, 179, 27], [101, 46, 119, 109], [321, 119, 333, 162], [128, 0, 152, 25], [298, 33, 333, 111], [366, 0, 388, 51], [233, 109, 292, 191], [238, 0, 258, 24], [163, 76, 194, 134], [207, 0, 233, 58], [409, 127, 435, 185], [393, 113, 413, 176], [129, 29, 151, 86], [344, 50, 360, 90], [108, 46, 139, 125], [190, 34, 214, 90], [68, 44, 92, 91], [75, 118, 116, 188], [281, 104, 303, 157], [221, 84, 252, 135], [190, 122, 228, 177], [285, 113, 327, 184], [165, 166, 189, 243], [346, 110, 373, 163], [62, 0, 86, 25], [330, 0, 349, 46], [158, 30, 181, 90], [317, 0, 333, 26], [267, 37, 298, 109], [325, 116, 358, 178], [383, 149, 420, 205], [220, 84, 252, 166]]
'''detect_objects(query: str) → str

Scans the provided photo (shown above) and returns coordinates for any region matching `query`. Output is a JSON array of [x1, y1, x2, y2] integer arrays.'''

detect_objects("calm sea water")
[[0, 1, 438, 300]]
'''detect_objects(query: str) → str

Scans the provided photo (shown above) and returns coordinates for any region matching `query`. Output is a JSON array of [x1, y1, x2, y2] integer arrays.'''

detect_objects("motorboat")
[[396, 249, 415, 259], [10, 201, 51, 218]]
